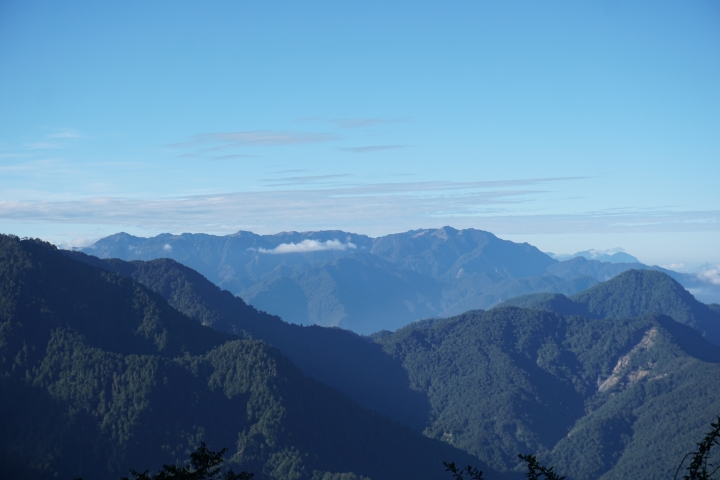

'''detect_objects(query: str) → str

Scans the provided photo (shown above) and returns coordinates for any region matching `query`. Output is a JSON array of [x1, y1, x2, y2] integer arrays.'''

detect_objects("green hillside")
[[64, 251, 431, 430], [496, 269, 720, 345], [1, 235, 498, 480], [373, 307, 720, 479]]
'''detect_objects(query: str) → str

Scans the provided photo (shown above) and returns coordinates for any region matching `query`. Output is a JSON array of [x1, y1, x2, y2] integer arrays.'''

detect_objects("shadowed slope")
[[2, 235, 504, 480], [64, 251, 431, 430]]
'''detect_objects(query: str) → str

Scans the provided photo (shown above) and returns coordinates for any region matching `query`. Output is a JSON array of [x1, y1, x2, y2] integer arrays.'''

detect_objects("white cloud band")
[[257, 239, 357, 254]]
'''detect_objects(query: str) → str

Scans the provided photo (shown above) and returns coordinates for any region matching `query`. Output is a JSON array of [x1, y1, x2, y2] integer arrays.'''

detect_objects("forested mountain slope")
[[1, 235, 497, 480], [372, 308, 720, 479], [496, 270, 720, 345], [65, 250, 431, 429]]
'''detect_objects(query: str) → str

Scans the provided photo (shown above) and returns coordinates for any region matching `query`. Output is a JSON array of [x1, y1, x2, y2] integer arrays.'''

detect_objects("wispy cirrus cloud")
[[341, 145, 406, 153], [5, 129, 85, 154], [46, 129, 83, 139], [263, 174, 353, 185], [0, 179, 538, 232], [176, 130, 340, 147], [8, 176, 715, 238], [25, 142, 62, 150], [169, 129, 340, 160], [191, 130, 339, 146], [296, 117, 404, 129], [210, 154, 261, 161], [177, 152, 261, 160]]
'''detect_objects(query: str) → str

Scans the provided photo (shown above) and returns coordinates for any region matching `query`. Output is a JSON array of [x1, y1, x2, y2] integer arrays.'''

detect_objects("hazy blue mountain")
[[79, 228, 578, 332], [544, 255, 716, 299], [439, 273, 599, 317], [1, 235, 500, 480], [83, 230, 373, 289], [496, 269, 720, 345], [548, 250, 640, 264], [369, 227, 557, 279], [81, 227, 719, 333], [239, 252, 444, 334], [546, 256, 649, 282]]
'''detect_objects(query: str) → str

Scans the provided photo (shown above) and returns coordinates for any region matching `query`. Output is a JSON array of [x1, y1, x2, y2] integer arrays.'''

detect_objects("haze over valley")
[[79, 227, 720, 334]]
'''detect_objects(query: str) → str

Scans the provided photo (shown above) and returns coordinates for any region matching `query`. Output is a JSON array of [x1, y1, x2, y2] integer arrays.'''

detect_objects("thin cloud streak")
[[46, 130, 83, 139], [168, 129, 340, 160], [341, 145, 406, 153], [209, 154, 261, 160], [191, 130, 339, 146], [296, 117, 404, 128], [2, 177, 717, 236], [25, 142, 61, 150], [263, 174, 354, 184]]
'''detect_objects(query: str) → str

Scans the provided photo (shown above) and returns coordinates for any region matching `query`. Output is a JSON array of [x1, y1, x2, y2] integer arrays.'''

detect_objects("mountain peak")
[[431, 226, 458, 240]]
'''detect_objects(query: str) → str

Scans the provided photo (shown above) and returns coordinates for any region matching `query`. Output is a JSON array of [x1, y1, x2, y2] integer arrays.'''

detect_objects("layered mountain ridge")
[[81, 227, 718, 334], [67, 243, 720, 479]]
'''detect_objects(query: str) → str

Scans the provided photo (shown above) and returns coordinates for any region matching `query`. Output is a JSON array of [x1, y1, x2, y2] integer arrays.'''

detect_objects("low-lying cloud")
[[257, 239, 357, 254], [697, 266, 720, 285]]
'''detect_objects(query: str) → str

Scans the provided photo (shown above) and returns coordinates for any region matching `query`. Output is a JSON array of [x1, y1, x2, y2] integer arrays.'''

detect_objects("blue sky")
[[0, 1, 718, 269]]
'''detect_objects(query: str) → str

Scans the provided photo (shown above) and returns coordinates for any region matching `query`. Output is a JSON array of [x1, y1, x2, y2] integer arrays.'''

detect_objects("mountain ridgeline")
[[80, 227, 717, 334], [496, 269, 720, 346], [0, 235, 498, 480]]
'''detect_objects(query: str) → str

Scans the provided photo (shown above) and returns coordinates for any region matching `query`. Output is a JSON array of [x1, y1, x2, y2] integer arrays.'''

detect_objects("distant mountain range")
[[547, 249, 640, 264], [3, 233, 720, 479], [80, 227, 720, 334]]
